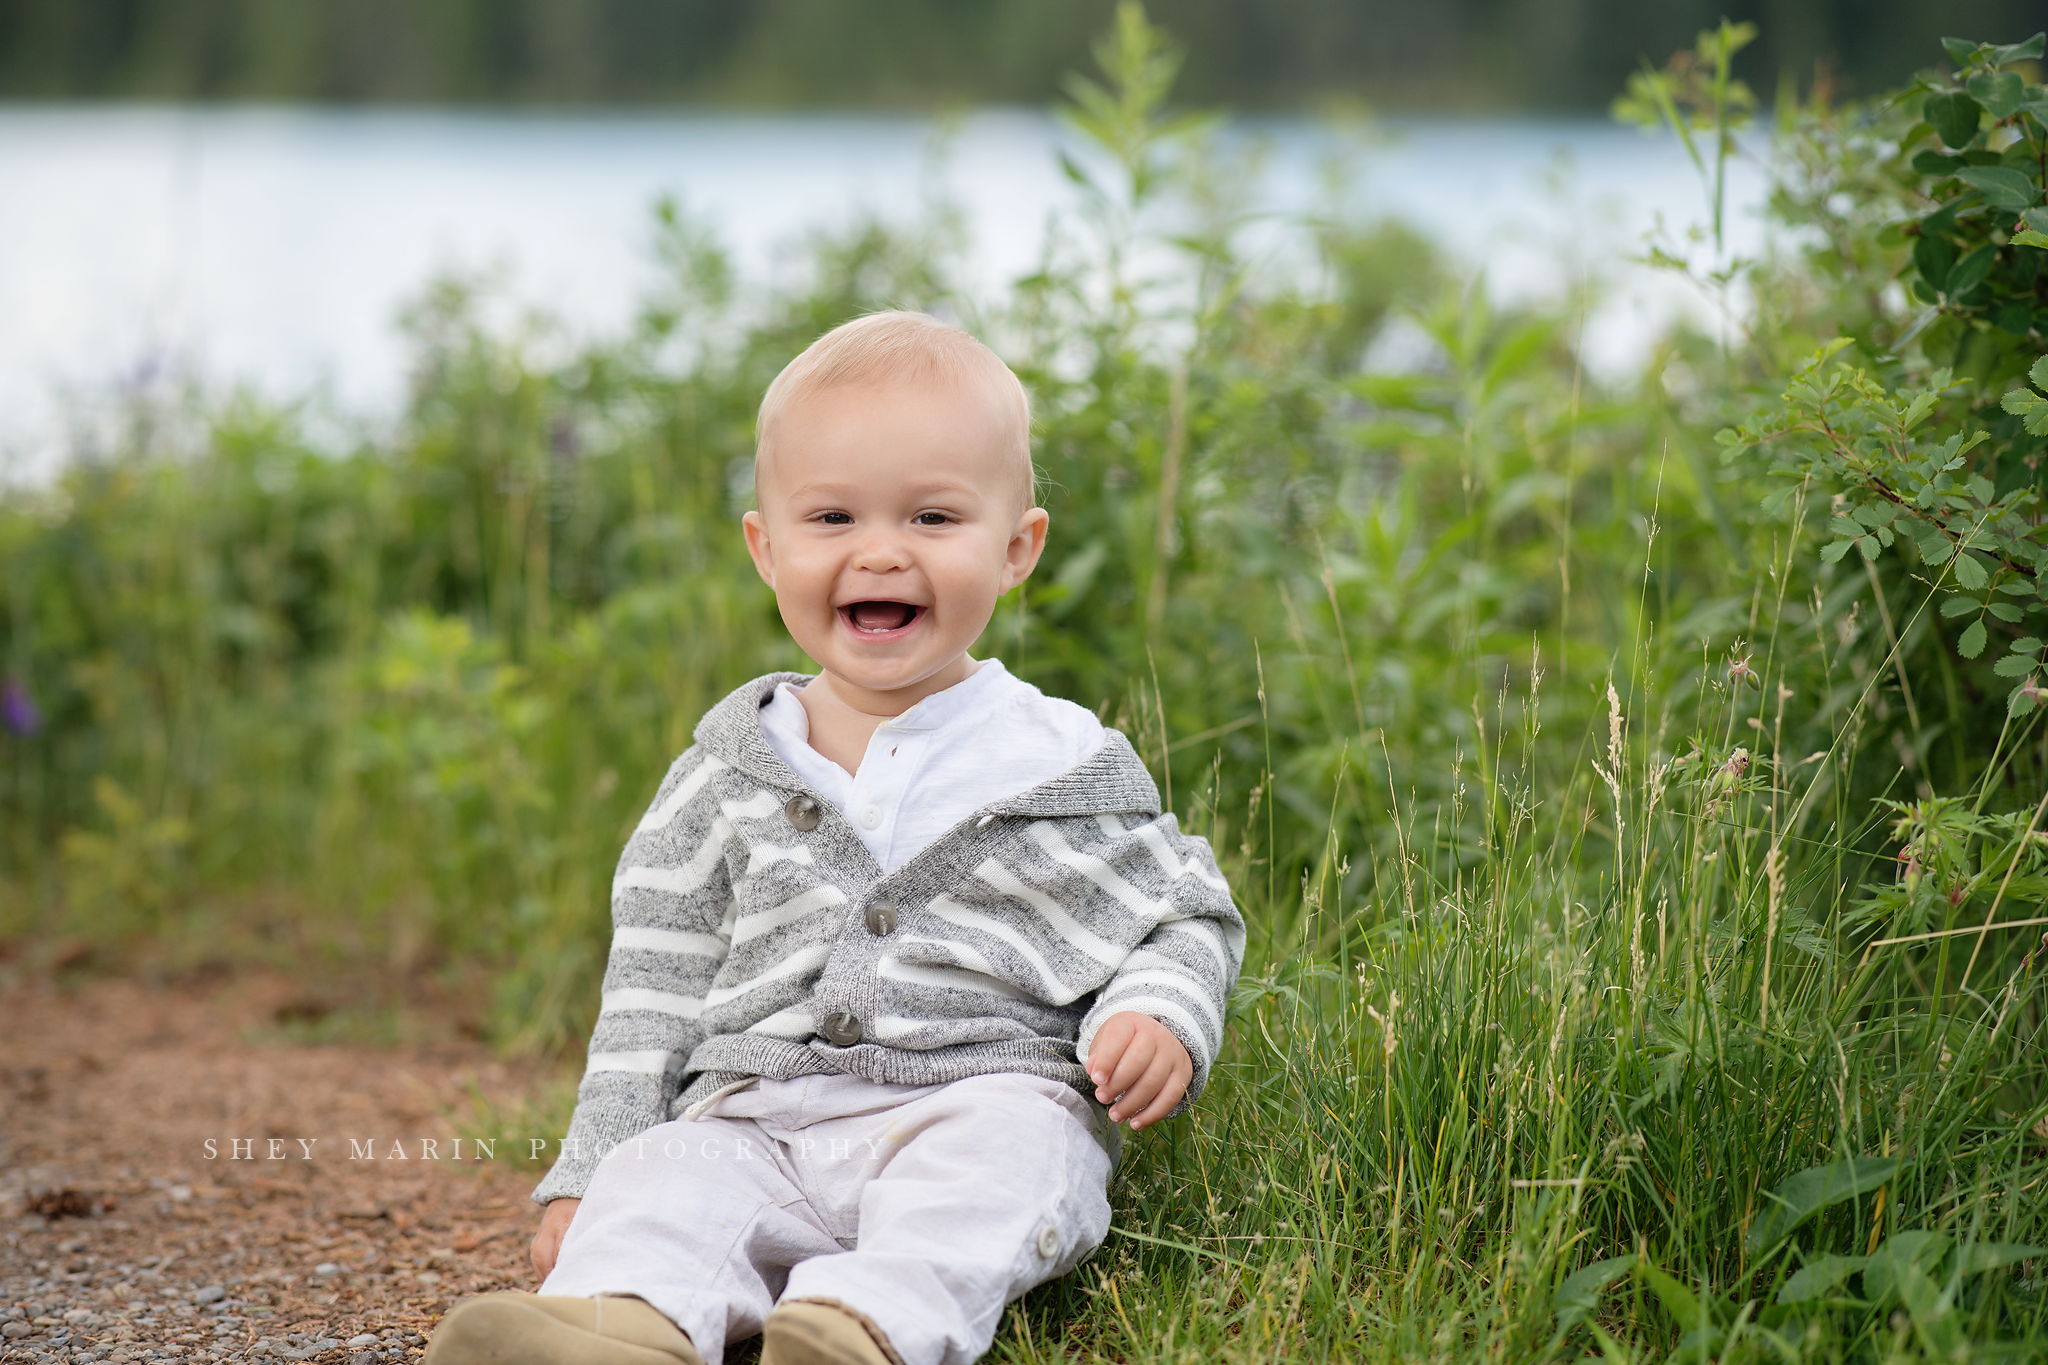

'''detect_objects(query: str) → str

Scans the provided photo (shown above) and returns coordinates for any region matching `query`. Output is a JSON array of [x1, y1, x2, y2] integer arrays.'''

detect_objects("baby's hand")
[[1087, 1012, 1192, 1130], [530, 1197, 579, 1281]]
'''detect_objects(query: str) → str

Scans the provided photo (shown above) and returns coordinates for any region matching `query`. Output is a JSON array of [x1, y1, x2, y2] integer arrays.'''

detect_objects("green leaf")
[[2013, 687, 2040, 716], [1954, 553, 1992, 591], [1990, 601, 2024, 622], [1958, 1242, 2048, 1275], [1915, 233, 1957, 290], [1962, 619, 1990, 657], [1820, 539, 1854, 564], [1864, 1231, 1950, 1306], [1926, 90, 1985, 148], [1777, 1254, 1868, 1304], [1968, 70, 2028, 119], [1958, 166, 2039, 211], [1993, 34, 2046, 64], [1943, 38, 1983, 67], [1556, 1255, 1636, 1330], [1968, 474, 1997, 502], [1996, 652, 2036, 675], [1901, 390, 1941, 431], [1638, 1260, 1708, 1327], [1914, 150, 1966, 175], [1830, 514, 1863, 538], [2013, 229, 2048, 248], [1857, 535, 1881, 561], [2015, 636, 2043, 651], [1941, 595, 1980, 617], [1747, 1157, 1902, 1254], [2001, 387, 2047, 417], [1945, 242, 1998, 295], [2032, 355, 2048, 389]]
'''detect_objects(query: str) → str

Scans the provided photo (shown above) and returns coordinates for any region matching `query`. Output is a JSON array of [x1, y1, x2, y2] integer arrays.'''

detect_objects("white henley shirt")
[[757, 657, 1107, 874]]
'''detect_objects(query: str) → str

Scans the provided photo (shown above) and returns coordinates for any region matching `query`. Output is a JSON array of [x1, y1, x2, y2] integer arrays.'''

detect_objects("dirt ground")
[[0, 972, 570, 1365]]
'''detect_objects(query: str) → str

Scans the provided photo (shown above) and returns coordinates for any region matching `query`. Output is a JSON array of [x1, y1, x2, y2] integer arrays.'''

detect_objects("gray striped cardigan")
[[533, 672, 1245, 1204]]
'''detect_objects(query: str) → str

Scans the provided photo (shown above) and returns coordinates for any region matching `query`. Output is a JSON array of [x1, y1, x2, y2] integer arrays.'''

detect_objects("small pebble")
[[346, 1337, 378, 1350], [192, 1289, 225, 1306], [311, 1264, 342, 1277], [350, 1353, 375, 1365]]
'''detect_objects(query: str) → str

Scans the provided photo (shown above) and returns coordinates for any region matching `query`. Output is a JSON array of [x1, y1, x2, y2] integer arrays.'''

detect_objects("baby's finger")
[[1125, 1059, 1189, 1130], [1099, 1030, 1157, 1107], [1110, 1049, 1183, 1126], [1105, 1040, 1172, 1121], [1086, 1016, 1135, 1091]]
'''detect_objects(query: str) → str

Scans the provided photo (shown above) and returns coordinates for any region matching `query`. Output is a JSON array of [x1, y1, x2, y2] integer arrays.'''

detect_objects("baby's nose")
[[852, 532, 913, 569]]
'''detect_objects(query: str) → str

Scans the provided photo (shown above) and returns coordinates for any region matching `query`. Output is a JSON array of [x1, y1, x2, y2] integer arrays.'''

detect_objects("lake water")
[[0, 106, 1768, 474]]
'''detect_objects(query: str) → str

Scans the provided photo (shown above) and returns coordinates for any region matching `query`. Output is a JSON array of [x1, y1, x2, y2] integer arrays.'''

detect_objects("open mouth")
[[840, 601, 925, 635]]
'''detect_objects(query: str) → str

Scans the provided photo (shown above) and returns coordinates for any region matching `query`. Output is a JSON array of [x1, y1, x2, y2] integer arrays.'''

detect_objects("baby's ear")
[[1002, 507, 1050, 591], [741, 511, 777, 588]]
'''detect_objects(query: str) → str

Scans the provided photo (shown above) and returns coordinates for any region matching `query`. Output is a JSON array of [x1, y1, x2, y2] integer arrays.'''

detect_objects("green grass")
[[998, 664, 2048, 1363], [4, 8, 2047, 1360]]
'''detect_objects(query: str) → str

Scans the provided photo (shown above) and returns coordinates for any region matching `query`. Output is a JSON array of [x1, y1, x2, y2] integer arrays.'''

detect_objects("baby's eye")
[[913, 512, 950, 526], [818, 511, 853, 525]]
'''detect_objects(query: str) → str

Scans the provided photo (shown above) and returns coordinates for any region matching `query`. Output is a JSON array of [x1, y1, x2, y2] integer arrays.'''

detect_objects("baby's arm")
[[1076, 811, 1246, 1126], [527, 750, 737, 1271]]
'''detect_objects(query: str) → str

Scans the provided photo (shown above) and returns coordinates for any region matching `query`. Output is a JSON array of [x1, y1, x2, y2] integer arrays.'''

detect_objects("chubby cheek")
[[929, 542, 1014, 617], [774, 560, 840, 616], [770, 572, 842, 650]]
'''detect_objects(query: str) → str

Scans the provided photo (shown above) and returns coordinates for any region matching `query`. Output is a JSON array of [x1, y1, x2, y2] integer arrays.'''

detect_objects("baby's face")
[[742, 379, 1047, 703]]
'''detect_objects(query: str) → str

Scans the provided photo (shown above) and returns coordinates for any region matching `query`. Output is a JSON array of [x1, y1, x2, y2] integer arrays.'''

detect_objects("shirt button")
[[821, 1012, 863, 1046], [1036, 1225, 1061, 1259], [858, 804, 882, 830], [864, 901, 898, 935], [784, 795, 821, 831]]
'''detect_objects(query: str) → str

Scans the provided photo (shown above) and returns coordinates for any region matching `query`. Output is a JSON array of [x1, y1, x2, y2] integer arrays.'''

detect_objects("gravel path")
[[1, 973, 569, 1365]]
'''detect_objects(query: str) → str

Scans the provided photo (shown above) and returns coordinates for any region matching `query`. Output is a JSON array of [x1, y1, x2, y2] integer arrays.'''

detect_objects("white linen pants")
[[538, 1071, 1114, 1365]]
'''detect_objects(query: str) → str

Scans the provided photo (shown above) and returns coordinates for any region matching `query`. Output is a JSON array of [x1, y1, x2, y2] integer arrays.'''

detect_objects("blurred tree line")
[[2, 0, 2045, 110]]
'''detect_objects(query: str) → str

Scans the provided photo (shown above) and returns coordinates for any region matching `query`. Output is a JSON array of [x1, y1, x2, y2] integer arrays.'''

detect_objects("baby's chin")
[[808, 636, 983, 700]]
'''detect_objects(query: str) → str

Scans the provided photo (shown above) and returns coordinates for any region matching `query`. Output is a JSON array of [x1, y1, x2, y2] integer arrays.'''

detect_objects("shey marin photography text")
[[200, 1137, 922, 1164]]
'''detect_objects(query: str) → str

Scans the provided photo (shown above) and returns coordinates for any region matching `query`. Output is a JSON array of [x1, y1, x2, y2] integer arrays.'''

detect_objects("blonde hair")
[[755, 311, 1035, 505]]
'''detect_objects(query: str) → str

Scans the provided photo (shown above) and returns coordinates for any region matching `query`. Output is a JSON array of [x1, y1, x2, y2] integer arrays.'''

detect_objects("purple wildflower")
[[2, 675, 41, 736]]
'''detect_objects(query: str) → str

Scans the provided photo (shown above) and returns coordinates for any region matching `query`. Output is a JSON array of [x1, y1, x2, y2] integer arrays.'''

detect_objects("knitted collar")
[[693, 671, 1163, 819]]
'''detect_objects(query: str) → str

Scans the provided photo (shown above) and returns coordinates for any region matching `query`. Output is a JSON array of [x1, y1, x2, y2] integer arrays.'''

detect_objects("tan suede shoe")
[[761, 1299, 902, 1365], [424, 1293, 703, 1365]]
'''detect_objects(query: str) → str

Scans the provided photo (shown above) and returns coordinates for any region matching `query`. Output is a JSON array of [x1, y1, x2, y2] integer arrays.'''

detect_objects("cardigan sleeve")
[[1073, 812, 1244, 1111], [532, 749, 739, 1204]]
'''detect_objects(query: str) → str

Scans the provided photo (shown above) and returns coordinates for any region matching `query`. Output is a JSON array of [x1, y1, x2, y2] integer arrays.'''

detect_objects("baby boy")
[[425, 312, 1243, 1365]]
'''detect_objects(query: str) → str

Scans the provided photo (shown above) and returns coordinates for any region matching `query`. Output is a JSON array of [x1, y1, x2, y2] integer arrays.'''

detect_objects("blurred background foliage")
[[0, 0, 2041, 1026], [3, 0, 2047, 110]]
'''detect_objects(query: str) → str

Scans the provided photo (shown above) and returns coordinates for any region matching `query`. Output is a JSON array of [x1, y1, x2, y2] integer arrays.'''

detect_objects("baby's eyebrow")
[[785, 479, 985, 502]]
